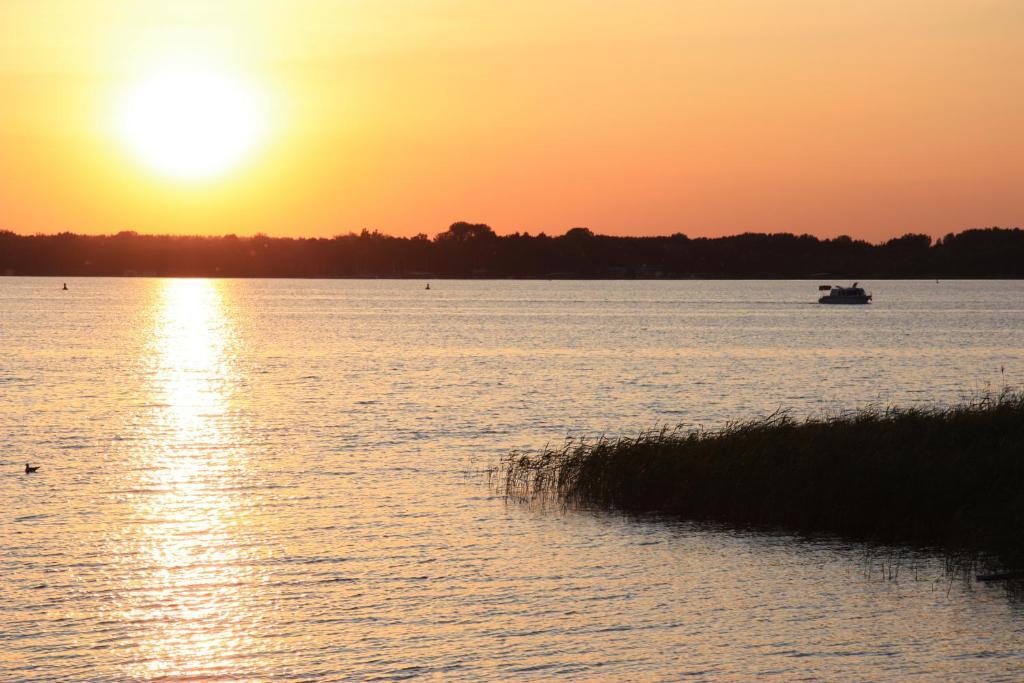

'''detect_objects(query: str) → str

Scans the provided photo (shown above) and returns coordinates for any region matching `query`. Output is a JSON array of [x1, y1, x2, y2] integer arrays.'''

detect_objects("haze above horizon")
[[1, 1, 1021, 241]]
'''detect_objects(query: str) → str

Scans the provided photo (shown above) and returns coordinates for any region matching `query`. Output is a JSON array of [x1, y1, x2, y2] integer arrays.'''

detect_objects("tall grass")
[[496, 391, 1024, 563]]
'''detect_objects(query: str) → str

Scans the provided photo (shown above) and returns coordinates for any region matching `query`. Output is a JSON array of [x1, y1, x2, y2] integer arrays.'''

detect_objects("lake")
[[2, 278, 1023, 680]]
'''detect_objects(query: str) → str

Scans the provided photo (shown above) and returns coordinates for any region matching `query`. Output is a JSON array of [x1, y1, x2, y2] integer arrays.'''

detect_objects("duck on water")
[[25, 463, 39, 474], [818, 282, 872, 304]]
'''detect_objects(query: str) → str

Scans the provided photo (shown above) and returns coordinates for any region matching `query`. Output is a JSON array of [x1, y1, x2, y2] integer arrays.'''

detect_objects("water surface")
[[2, 278, 1023, 680]]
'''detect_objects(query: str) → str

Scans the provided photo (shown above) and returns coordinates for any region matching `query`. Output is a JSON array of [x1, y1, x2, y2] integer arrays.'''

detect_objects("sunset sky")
[[1, 0, 1021, 241]]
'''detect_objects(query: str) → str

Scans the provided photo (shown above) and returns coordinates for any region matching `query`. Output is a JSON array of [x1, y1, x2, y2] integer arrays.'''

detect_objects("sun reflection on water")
[[155, 278, 232, 445], [116, 279, 260, 679]]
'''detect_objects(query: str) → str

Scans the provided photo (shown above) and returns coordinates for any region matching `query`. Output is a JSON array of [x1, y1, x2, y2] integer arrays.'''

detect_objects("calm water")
[[2, 278, 1023, 681]]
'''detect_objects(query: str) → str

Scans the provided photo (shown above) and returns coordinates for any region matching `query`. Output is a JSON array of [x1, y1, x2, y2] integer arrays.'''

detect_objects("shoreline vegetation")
[[494, 391, 1024, 570], [2, 224, 1023, 278]]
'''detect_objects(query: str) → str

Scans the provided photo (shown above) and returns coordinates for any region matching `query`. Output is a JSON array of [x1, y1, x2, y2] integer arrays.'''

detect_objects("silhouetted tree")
[[434, 222, 497, 242]]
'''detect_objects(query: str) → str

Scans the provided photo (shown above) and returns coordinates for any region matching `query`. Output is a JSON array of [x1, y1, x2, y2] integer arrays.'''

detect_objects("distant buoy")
[[425, 283, 430, 290], [62, 283, 68, 291]]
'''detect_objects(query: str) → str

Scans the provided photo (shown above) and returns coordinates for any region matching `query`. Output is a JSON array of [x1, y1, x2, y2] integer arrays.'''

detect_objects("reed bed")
[[496, 391, 1024, 563]]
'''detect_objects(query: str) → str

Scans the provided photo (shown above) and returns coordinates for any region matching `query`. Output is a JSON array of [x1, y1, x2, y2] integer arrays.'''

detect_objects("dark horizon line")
[[4, 224, 1022, 279]]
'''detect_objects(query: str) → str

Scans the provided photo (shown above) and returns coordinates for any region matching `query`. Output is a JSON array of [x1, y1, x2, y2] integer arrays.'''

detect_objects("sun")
[[116, 66, 268, 181]]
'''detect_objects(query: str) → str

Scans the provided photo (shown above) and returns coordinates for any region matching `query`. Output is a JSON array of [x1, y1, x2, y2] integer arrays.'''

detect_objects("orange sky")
[[1, 0, 1021, 241]]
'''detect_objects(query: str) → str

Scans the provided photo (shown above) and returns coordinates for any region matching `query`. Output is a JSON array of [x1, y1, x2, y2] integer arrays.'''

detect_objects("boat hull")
[[818, 295, 871, 304]]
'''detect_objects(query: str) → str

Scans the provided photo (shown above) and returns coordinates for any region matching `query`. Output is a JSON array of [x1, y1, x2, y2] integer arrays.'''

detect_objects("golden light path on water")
[[113, 280, 261, 678]]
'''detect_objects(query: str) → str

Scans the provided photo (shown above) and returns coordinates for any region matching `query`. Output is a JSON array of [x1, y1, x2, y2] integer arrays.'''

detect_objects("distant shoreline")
[[3, 225, 1022, 279]]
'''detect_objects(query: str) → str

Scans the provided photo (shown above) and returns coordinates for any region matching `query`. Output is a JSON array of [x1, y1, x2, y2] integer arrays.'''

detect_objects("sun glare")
[[116, 66, 268, 181]]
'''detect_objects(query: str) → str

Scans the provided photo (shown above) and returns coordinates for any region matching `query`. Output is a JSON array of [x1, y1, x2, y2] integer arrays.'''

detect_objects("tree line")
[[1, 223, 1022, 278]]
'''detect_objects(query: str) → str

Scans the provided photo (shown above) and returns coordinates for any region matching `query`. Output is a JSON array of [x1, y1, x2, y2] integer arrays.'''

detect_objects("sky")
[[0, 0, 1021, 241]]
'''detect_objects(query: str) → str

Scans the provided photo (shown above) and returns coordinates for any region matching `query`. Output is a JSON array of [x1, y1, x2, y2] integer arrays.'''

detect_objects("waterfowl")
[[24, 463, 39, 474]]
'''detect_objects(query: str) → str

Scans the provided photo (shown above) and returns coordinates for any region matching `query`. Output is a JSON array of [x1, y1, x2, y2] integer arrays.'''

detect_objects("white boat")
[[818, 282, 872, 304]]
